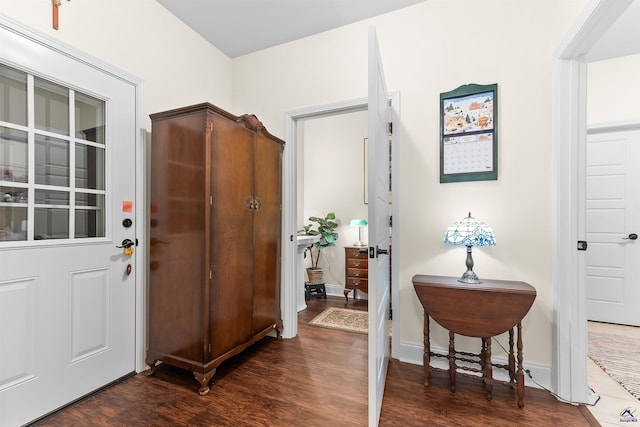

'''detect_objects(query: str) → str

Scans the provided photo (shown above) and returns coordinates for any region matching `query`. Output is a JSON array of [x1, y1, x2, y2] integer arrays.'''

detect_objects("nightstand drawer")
[[347, 267, 368, 278], [345, 247, 368, 259], [347, 258, 368, 268], [345, 277, 368, 293]]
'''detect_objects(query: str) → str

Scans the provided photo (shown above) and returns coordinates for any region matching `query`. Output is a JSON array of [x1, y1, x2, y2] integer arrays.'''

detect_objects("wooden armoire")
[[146, 103, 284, 395]]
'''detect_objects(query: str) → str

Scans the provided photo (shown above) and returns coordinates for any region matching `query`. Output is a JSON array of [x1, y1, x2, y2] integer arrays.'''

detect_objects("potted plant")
[[298, 212, 339, 283]]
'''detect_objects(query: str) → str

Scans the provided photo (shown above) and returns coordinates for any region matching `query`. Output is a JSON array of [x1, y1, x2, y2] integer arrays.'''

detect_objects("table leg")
[[508, 328, 516, 386], [423, 313, 430, 386], [449, 331, 456, 392], [480, 338, 486, 375], [343, 288, 350, 304], [516, 322, 525, 408], [484, 338, 493, 400]]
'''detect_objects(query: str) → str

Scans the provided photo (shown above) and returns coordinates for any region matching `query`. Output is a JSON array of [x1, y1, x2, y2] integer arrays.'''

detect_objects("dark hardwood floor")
[[33, 296, 598, 427]]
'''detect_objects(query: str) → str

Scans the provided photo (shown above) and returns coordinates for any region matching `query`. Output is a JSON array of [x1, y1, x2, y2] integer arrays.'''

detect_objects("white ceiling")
[[155, 0, 427, 58], [155, 0, 640, 61]]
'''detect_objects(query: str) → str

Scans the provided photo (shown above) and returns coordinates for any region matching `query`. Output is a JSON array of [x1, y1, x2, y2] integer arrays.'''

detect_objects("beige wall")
[[232, 0, 587, 364], [1, 0, 591, 368], [588, 54, 640, 124], [0, 0, 233, 122]]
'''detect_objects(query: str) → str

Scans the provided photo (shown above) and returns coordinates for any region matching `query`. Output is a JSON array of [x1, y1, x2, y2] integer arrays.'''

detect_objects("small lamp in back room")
[[350, 218, 367, 247], [443, 212, 496, 284]]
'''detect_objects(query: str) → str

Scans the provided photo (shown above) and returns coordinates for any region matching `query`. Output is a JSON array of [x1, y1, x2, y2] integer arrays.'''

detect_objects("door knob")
[[376, 245, 389, 257], [116, 238, 135, 248], [117, 238, 135, 255], [622, 233, 638, 240]]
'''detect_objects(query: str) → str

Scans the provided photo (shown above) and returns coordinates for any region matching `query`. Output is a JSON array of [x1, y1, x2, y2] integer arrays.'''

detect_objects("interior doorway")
[[553, 0, 640, 406], [297, 109, 369, 303], [281, 94, 400, 358]]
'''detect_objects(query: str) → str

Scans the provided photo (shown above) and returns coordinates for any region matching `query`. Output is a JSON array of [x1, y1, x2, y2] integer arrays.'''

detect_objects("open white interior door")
[[367, 26, 391, 427]]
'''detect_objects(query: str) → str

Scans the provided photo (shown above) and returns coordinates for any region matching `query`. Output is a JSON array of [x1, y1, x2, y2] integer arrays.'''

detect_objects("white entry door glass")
[[586, 128, 640, 326], [0, 22, 137, 426], [367, 26, 391, 427]]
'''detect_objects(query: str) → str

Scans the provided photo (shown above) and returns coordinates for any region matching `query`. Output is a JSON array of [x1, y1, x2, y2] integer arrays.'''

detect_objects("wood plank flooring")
[[33, 297, 598, 426]]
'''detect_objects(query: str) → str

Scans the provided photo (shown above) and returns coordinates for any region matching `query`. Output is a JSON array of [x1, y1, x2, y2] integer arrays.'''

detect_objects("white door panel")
[[1, 19, 137, 426], [367, 26, 391, 427], [586, 129, 640, 326]]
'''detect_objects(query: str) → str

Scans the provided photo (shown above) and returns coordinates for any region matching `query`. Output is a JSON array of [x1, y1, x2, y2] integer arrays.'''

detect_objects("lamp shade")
[[349, 218, 367, 227], [444, 212, 496, 247]]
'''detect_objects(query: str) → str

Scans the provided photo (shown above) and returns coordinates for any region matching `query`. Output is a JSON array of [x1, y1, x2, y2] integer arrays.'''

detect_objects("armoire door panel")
[[209, 114, 255, 356], [253, 134, 283, 332]]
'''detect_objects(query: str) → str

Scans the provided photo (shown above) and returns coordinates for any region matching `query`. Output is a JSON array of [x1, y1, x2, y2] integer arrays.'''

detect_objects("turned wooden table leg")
[[343, 289, 351, 304], [509, 328, 516, 386], [516, 322, 525, 408], [449, 331, 456, 392], [484, 338, 493, 400], [423, 313, 430, 386]]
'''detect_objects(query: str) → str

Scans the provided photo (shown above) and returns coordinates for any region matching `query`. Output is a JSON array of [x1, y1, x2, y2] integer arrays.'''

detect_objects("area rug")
[[309, 307, 368, 334], [588, 326, 640, 400]]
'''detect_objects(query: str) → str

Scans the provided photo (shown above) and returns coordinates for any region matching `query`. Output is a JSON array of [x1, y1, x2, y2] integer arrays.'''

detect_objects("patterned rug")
[[588, 328, 640, 400], [308, 307, 368, 334]]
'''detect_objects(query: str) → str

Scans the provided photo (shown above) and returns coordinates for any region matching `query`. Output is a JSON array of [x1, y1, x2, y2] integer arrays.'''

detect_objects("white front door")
[[0, 22, 138, 426], [367, 26, 391, 427], [586, 128, 640, 326]]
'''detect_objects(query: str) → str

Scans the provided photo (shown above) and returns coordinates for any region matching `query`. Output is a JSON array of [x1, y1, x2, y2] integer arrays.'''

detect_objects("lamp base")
[[459, 247, 482, 284], [458, 274, 482, 284], [353, 241, 367, 247]]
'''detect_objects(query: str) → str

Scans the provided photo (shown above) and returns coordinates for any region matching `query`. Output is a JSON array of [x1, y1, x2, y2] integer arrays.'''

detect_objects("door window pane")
[[75, 92, 105, 144], [0, 64, 27, 126], [0, 127, 28, 183], [35, 134, 69, 186], [34, 207, 69, 240], [35, 189, 69, 205], [75, 193, 105, 238], [76, 143, 105, 190], [1, 185, 28, 203], [35, 77, 69, 135], [0, 205, 27, 241]]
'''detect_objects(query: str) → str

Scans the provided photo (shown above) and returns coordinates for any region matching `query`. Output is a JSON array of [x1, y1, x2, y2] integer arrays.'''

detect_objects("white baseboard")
[[325, 283, 368, 300]]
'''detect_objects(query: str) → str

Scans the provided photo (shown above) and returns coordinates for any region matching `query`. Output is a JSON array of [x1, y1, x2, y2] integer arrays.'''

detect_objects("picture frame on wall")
[[440, 83, 498, 183]]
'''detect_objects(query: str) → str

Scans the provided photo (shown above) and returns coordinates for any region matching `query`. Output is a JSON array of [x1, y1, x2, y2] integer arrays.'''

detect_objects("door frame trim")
[[282, 93, 400, 349], [552, 0, 633, 405], [0, 14, 147, 372]]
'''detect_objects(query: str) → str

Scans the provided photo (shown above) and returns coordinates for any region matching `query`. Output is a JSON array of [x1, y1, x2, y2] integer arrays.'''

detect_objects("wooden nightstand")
[[344, 246, 368, 303]]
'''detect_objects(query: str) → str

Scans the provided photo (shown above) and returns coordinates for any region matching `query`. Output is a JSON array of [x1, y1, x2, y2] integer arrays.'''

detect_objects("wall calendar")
[[440, 83, 498, 183]]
